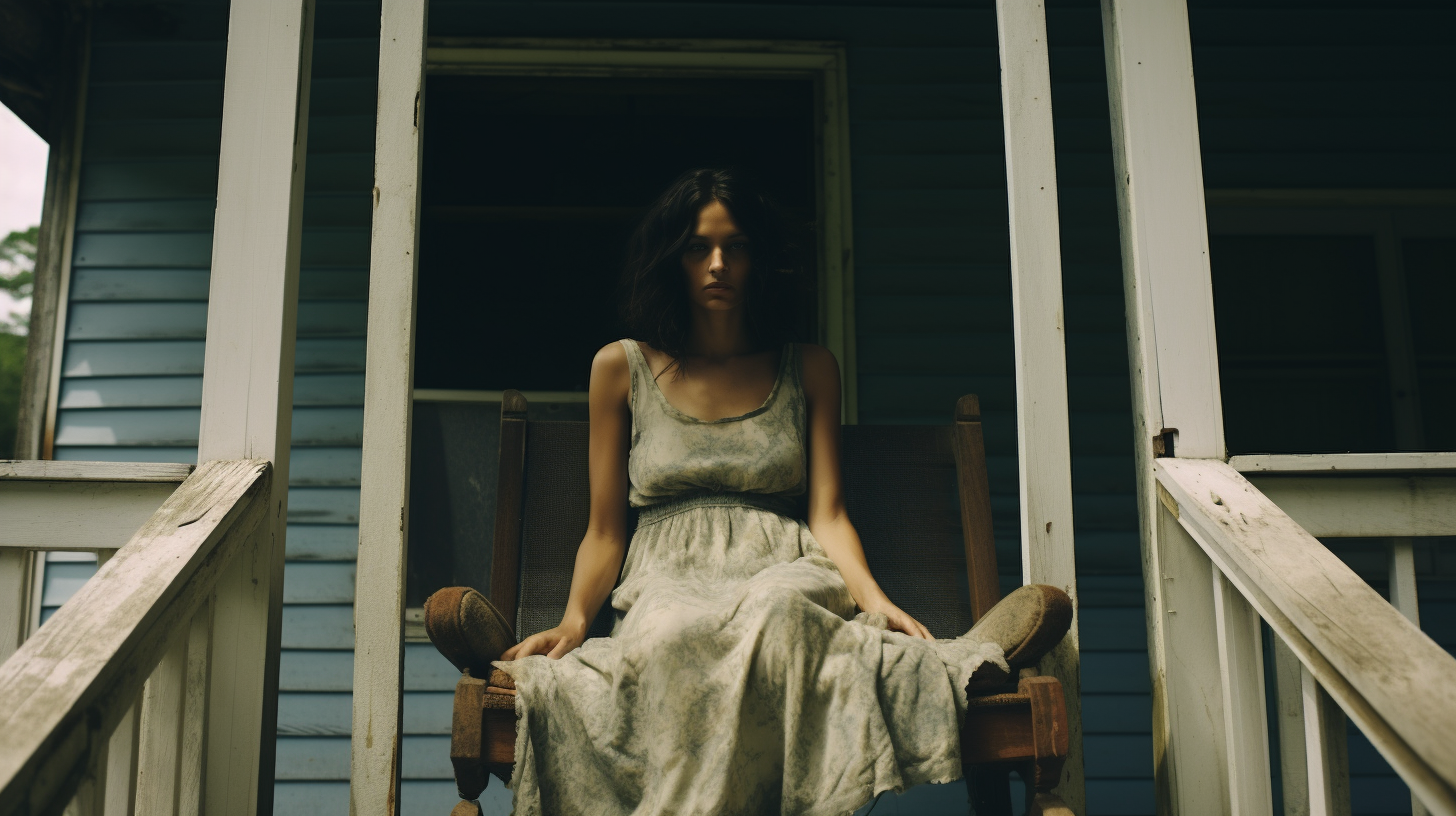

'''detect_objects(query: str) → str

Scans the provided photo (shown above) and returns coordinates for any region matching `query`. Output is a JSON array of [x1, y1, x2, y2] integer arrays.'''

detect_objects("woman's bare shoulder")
[[593, 340, 629, 369], [796, 343, 841, 399], [590, 341, 631, 402], [796, 343, 840, 377]]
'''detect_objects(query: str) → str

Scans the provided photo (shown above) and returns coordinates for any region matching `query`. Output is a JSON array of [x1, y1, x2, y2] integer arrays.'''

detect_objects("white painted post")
[[992, 0, 1084, 809], [135, 638, 187, 812], [1387, 540, 1429, 816], [193, 0, 314, 813], [1273, 637, 1352, 816], [1153, 496, 1230, 813], [1301, 666, 1352, 816], [1101, 0, 1231, 812], [0, 551, 33, 664], [94, 549, 140, 816], [351, 0, 427, 812], [1389, 540, 1421, 627], [818, 47, 857, 424], [1212, 568, 1272, 816], [102, 698, 140, 816], [178, 602, 213, 815], [1303, 666, 1334, 816]]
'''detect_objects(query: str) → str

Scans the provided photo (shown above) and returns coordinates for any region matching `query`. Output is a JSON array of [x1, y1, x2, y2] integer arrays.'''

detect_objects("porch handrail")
[[1154, 457, 1456, 814], [0, 458, 271, 816]]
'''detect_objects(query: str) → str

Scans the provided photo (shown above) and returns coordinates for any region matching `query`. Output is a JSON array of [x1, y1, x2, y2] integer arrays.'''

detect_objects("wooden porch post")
[[992, 1, 1084, 811], [1100, 2, 1273, 814], [351, 1, 427, 812], [193, 0, 314, 813]]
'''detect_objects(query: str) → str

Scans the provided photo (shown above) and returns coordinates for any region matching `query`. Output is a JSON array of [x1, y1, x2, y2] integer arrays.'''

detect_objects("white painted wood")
[[93, 548, 140, 816], [1273, 636, 1312, 816], [1231, 452, 1456, 475], [1212, 568, 1272, 816], [26, 552, 45, 639], [1303, 667, 1333, 816], [1101, 1, 1227, 811], [133, 598, 211, 816], [422, 40, 858, 420], [35, 25, 90, 462], [1389, 540, 1421, 626], [0, 481, 176, 551], [1152, 497, 1231, 815], [993, 1, 1083, 808], [1247, 475, 1456, 538], [0, 460, 270, 816], [1155, 459, 1456, 813], [177, 601, 212, 816], [136, 636, 187, 814], [1100, 0, 1223, 461], [353, 1, 427, 812], [0, 551, 32, 664], [102, 697, 140, 816], [1388, 539, 1431, 816], [0, 461, 193, 482], [1274, 635, 1350, 816], [196, 0, 314, 812], [1300, 666, 1352, 816]]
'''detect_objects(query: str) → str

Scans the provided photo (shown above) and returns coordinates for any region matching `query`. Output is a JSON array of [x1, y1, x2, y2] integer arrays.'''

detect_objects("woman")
[[430, 168, 1069, 816]]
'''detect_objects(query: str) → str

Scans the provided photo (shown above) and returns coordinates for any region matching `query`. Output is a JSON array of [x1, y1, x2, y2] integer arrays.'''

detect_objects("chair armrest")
[[961, 675, 1069, 791], [451, 675, 490, 798]]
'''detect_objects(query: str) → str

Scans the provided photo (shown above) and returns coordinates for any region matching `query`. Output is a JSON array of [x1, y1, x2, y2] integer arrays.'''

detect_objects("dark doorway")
[[414, 74, 817, 393], [407, 74, 819, 606]]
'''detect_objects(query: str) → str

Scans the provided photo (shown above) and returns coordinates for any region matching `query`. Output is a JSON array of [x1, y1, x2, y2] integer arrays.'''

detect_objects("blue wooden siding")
[[35, 1, 1453, 814]]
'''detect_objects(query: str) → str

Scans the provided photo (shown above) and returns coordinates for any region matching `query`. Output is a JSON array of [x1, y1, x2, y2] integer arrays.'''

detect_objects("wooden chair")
[[444, 391, 1073, 815]]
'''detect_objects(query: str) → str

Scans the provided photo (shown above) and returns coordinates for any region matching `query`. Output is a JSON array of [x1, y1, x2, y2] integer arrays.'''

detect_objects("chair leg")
[[966, 766, 1014, 815], [1022, 762, 1074, 816]]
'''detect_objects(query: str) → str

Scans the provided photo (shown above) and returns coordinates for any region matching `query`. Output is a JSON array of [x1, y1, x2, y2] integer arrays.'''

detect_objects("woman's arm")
[[800, 344, 933, 640], [502, 342, 633, 660]]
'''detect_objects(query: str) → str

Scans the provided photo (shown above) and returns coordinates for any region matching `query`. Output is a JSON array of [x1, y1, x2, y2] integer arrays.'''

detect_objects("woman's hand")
[[502, 621, 587, 661], [859, 596, 934, 641]]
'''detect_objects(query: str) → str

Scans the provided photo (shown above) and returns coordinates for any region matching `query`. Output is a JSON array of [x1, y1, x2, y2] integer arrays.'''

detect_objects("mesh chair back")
[[840, 425, 975, 638], [497, 406, 991, 642], [513, 421, 621, 639]]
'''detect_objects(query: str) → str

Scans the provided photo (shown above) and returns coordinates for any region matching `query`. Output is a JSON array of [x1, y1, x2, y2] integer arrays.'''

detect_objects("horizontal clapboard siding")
[[50, 2, 392, 814], [37, 2, 1451, 816]]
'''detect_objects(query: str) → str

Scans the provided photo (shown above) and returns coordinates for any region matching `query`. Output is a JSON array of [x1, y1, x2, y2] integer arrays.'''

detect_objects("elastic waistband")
[[636, 492, 797, 526]]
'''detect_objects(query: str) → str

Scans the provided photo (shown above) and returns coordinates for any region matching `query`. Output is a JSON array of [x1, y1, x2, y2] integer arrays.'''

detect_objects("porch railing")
[[1153, 455, 1456, 816], [0, 459, 271, 816]]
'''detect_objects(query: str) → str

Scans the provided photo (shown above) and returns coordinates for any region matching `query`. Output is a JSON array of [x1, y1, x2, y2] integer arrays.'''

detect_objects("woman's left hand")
[[860, 596, 934, 640]]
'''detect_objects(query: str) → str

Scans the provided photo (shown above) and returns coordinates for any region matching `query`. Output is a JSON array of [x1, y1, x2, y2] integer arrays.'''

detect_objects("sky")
[[0, 103, 50, 328]]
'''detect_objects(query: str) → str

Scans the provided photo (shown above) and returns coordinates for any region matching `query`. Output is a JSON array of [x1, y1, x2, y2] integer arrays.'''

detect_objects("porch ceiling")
[[0, 0, 84, 140]]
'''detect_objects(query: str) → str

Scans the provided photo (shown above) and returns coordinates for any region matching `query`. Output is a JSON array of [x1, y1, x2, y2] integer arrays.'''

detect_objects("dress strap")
[[619, 338, 650, 412]]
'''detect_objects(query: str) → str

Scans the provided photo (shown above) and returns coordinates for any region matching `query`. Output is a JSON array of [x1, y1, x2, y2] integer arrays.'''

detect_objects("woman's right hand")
[[501, 621, 586, 661]]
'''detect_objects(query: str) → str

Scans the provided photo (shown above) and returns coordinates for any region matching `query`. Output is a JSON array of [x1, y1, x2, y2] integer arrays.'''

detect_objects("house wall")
[[36, 0, 1453, 814]]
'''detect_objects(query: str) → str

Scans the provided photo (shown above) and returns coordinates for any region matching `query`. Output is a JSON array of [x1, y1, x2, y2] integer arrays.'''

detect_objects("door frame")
[[420, 38, 858, 419], [352, 33, 856, 813]]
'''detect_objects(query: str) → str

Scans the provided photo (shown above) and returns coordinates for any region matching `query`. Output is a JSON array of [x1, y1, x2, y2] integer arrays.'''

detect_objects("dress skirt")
[[497, 495, 1005, 816]]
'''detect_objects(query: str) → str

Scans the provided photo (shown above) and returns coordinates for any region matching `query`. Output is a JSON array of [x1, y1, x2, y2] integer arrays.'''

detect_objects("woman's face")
[[681, 200, 751, 313]]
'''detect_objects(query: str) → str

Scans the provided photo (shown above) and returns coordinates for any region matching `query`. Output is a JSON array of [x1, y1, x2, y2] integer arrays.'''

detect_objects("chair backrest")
[[489, 391, 1000, 640]]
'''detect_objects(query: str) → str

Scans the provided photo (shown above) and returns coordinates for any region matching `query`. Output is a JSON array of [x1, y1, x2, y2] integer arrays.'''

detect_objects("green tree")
[[0, 226, 38, 458]]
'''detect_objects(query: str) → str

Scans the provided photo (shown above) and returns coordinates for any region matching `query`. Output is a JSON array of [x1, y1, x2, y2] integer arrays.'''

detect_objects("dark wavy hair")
[[619, 168, 804, 374]]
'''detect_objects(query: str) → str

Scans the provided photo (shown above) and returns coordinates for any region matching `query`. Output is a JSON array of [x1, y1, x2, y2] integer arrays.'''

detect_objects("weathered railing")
[[1153, 455, 1456, 816], [0, 459, 270, 816]]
